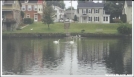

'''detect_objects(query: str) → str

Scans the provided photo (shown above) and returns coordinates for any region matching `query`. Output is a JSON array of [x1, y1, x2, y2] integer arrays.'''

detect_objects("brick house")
[[21, 0, 46, 22], [2, 0, 22, 31]]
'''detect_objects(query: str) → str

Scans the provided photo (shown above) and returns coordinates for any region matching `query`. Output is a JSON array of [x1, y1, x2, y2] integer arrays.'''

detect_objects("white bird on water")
[[78, 34, 81, 38], [69, 39, 74, 44], [53, 39, 60, 44]]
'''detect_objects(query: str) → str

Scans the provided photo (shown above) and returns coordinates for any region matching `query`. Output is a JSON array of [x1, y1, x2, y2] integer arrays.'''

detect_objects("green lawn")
[[3, 22, 124, 34]]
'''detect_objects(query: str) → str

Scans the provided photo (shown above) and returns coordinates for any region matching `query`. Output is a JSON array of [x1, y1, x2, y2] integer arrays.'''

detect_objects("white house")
[[52, 5, 65, 22], [122, 0, 132, 24], [77, 1, 110, 23]]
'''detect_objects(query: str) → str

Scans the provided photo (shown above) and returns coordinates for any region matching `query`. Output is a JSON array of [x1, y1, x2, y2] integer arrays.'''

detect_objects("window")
[[82, 9, 86, 14], [96, 17, 97, 21], [94, 16, 99, 21], [95, 9, 99, 13], [28, 5, 32, 11], [103, 16, 108, 21], [89, 9, 91, 13], [22, 8, 25, 11], [103, 17, 105, 21], [34, 5, 37, 11], [89, 17, 92, 21], [22, 5, 26, 11], [106, 17, 108, 21], [26, 14, 30, 18], [89, 17, 91, 21], [91, 9, 93, 13]]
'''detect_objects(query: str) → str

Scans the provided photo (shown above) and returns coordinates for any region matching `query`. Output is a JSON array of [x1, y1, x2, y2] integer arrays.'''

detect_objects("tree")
[[45, 0, 65, 9], [66, 6, 75, 10], [74, 15, 77, 21], [104, 1, 125, 23], [42, 5, 55, 29], [21, 11, 25, 19]]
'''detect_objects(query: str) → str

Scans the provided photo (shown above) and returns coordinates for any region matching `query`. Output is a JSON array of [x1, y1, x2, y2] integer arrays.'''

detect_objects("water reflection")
[[2, 37, 132, 75]]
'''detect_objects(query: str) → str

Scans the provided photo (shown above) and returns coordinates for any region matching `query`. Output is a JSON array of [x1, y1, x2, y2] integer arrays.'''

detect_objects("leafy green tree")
[[42, 5, 55, 29], [21, 11, 25, 19], [104, 1, 125, 23], [45, 0, 65, 9]]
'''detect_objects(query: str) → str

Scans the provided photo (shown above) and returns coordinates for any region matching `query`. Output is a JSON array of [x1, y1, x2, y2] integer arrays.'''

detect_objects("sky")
[[64, 1, 103, 9]]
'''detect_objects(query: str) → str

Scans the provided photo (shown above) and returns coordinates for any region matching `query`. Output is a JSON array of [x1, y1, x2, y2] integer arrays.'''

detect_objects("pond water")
[[2, 37, 132, 75]]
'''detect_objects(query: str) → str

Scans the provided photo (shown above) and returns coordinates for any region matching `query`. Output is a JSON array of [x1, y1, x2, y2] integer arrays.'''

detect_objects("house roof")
[[29, 0, 38, 3], [20, 0, 37, 3], [77, 1, 104, 8], [126, 1, 132, 6], [4, 0, 14, 4], [3, 0, 22, 7]]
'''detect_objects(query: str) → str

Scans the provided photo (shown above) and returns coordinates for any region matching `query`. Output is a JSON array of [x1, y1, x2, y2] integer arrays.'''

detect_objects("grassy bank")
[[3, 22, 123, 34]]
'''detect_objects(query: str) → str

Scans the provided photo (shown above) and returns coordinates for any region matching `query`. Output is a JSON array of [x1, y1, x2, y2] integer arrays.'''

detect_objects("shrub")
[[23, 18, 34, 24], [81, 29, 85, 33], [117, 23, 132, 35], [121, 14, 127, 23]]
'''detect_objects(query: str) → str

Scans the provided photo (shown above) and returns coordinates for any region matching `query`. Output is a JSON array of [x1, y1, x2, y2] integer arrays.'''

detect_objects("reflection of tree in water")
[[104, 38, 132, 74], [2, 39, 16, 74], [77, 38, 132, 74], [2, 38, 32, 74], [42, 39, 64, 69]]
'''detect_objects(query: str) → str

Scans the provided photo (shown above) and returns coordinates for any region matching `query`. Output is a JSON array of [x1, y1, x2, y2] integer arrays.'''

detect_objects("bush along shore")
[[2, 33, 132, 38]]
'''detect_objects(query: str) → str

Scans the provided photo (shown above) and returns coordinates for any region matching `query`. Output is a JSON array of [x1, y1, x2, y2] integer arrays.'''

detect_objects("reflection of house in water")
[[77, 40, 110, 64]]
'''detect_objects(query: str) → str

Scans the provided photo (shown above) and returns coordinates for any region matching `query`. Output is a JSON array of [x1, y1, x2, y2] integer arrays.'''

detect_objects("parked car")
[[59, 19, 64, 22]]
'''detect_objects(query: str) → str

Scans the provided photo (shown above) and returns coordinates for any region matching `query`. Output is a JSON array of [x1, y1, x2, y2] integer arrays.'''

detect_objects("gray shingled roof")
[[78, 1, 104, 8], [4, 1, 14, 4], [20, 0, 37, 3], [126, 1, 132, 6], [4, 0, 21, 6]]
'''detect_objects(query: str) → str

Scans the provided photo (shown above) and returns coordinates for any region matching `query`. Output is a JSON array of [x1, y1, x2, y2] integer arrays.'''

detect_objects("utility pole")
[[70, 0, 72, 23]]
